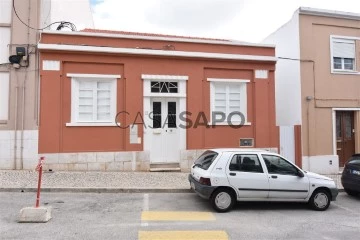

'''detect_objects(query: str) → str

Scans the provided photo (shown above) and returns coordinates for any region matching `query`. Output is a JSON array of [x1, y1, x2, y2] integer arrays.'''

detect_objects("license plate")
[[352, 170, 360, 176], [190, 182, 196, 190]]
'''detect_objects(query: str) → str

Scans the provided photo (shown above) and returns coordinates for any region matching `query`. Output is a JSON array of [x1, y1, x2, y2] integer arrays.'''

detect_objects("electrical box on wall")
[[16, 47, 26, 56], [240, 138, 254, 147]]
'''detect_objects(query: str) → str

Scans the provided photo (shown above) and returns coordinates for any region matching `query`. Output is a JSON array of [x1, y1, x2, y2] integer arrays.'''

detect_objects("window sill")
[[66, 122, 120, 127], [331, 70, 360, 75], [208, 122, 252, 126]]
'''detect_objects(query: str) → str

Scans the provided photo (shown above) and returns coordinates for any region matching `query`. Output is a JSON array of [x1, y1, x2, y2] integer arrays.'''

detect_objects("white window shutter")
[[333, 41, 355, 58]]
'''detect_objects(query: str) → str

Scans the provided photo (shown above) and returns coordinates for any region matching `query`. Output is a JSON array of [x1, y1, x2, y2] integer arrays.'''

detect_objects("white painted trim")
[[143, 93, 187, 98], [38, 44, 278, 62], [299, 7, 360, 21], [209, 122, 252, 126], [332, 108, 360, 155], [207, 78, 251, 83], [332, 110, 336, 156], [331, 35, 360, 41], [66, 122, 120, 127], [41, 30, 276, 48], [331, 71, 360, 75], [333, 108, 360, 111], [141, 74, 188, 81], [67, 73, 121, 78]]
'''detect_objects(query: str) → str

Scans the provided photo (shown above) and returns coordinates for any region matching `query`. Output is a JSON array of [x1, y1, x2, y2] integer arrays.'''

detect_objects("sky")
[[89, 0, 360, 43]]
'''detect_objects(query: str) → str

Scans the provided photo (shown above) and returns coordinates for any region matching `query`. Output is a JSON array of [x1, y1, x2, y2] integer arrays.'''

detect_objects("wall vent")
[[240, 138, 254, 147]]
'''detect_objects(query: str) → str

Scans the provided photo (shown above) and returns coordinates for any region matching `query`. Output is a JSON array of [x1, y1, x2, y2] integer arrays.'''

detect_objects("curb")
[[0, 188, 193, 193], [0, 188, 344, 193]]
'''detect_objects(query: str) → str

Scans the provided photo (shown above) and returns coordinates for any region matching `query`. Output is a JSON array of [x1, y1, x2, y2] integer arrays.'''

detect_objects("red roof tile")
[[81, 28, 230, 42]]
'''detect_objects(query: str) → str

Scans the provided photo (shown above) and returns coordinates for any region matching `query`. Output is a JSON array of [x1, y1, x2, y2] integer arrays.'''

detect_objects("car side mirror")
[[297, 170, 304, 178]]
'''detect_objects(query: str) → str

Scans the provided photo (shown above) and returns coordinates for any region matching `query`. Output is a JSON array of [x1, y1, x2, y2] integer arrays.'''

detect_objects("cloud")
[[90, 0, 360, 43], [143, 0, 244, 34]]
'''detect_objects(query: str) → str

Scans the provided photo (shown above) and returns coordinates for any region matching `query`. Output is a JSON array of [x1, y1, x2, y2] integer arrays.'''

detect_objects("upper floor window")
[[331, 38, 356, 72]]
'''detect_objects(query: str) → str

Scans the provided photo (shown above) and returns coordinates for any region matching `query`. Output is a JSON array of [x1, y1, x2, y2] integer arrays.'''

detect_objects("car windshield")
[[348, 155, 360, 165], [194, 150, 218, 170]]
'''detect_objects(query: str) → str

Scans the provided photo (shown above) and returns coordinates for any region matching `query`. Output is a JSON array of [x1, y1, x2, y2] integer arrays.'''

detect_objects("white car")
[[188, 149, 339, 212]]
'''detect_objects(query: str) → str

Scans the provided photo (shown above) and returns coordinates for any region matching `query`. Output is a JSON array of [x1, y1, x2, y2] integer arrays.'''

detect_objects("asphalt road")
[[0, 192, 359, 240]]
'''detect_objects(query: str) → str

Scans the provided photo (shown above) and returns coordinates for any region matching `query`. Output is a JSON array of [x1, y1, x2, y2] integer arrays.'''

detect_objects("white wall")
[[0, 27, 11, 64], [0, 130, 39, 170], [41, 0, 94, 31], [302, 155, 339, 174], [263, 11, 302, 126], [0, 0, 12, 23], [0, 73, 10, 120]]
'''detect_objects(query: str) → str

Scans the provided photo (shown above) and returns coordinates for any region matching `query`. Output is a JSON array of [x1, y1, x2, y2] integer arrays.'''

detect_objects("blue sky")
[[89, 0, 360, 43]]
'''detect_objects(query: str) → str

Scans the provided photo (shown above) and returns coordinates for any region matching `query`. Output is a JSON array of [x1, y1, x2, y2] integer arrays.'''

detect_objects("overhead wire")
[[13, 0, 77, 31]]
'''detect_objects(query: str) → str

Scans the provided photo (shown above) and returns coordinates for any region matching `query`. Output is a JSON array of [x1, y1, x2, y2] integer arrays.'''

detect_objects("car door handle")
[[229, 172, 236, 176], [271, 175, 278, 179]]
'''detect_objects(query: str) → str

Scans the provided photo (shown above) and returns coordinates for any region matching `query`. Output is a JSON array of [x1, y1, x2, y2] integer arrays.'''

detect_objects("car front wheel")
[[210, 188, 235, 213], [309, 189, 330, 211]]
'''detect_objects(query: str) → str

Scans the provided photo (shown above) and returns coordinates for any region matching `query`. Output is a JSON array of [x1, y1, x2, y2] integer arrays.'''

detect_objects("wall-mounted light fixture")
[[8, 47, 26, 68]]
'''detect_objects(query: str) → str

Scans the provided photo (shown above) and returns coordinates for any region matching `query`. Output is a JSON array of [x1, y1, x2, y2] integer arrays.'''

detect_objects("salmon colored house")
[[37, 29, 278, 172]]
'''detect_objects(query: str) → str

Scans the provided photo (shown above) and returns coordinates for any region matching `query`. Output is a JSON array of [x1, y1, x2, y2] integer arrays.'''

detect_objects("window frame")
[[330, 36, 357, 74], [208, 78, 250, 125], [228, 154, 264, 173], [67, 74, 120, 127], [261, 154, 299, 176]]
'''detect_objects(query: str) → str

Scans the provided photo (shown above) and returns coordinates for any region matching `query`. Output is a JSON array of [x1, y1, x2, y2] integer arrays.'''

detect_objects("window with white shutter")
[[209, 79, 249, 125], [67, 74, 119, 126], [331, 38, 356, 72]]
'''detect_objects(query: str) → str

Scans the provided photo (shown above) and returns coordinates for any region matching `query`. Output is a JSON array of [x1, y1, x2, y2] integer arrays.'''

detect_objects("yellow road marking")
[[141, 211, 216, 221], [138, 231, 228, 240]]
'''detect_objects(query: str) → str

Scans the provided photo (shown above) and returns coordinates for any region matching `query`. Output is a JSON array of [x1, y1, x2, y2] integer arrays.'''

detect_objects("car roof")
[[209, 148, 275, 154]]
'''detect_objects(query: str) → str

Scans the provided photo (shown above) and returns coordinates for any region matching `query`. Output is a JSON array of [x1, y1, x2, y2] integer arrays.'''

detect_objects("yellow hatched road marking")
[[138, 230, 228, 240], [141, 211, 216, 221]]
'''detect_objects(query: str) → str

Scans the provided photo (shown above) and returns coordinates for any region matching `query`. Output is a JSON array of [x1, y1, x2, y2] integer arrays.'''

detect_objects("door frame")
[[142, 75, 188, 164], [332, 108, 358, 163]]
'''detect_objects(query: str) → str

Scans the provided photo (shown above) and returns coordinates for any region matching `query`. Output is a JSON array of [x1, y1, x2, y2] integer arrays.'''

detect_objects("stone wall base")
[[39, 148, 278, 172]]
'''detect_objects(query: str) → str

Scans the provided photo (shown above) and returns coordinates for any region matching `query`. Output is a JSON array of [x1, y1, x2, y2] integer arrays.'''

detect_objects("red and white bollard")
[[18, 156, 51, 223], [35, 156, 45, 208]]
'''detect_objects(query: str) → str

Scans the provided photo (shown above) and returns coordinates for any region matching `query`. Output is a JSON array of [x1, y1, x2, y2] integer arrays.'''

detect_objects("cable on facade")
[[13, 0, 77, 31]]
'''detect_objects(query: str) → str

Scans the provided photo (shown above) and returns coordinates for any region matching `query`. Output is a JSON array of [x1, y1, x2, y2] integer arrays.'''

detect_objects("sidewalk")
[[0, 170, 343, 193]]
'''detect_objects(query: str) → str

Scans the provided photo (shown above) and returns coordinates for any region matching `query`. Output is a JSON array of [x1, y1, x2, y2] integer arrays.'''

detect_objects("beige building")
[[264, 7, 360, 174], [0, 0, 93, 170]]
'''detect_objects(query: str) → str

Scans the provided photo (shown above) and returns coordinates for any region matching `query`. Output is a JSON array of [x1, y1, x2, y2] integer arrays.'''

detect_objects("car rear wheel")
[[210, 188, 235, 213], [344, 188, 359, 196], [309, 189, 330, 211]]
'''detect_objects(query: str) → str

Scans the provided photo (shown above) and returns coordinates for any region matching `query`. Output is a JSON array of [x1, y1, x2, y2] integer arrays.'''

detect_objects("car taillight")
[[199, 177, 211, 186]]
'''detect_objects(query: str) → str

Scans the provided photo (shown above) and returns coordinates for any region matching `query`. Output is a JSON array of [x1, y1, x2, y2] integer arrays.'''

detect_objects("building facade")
[[38, 29, 279, 172], [0, 0, 93, 170], [264, 7, 360, 174]]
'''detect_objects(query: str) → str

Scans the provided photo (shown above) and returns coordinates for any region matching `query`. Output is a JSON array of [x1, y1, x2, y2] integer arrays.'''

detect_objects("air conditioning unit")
[[239, 138, 254, 147]]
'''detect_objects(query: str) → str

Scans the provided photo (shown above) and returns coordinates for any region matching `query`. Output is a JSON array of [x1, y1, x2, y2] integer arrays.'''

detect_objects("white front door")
[[150, 98, 180, 163]]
